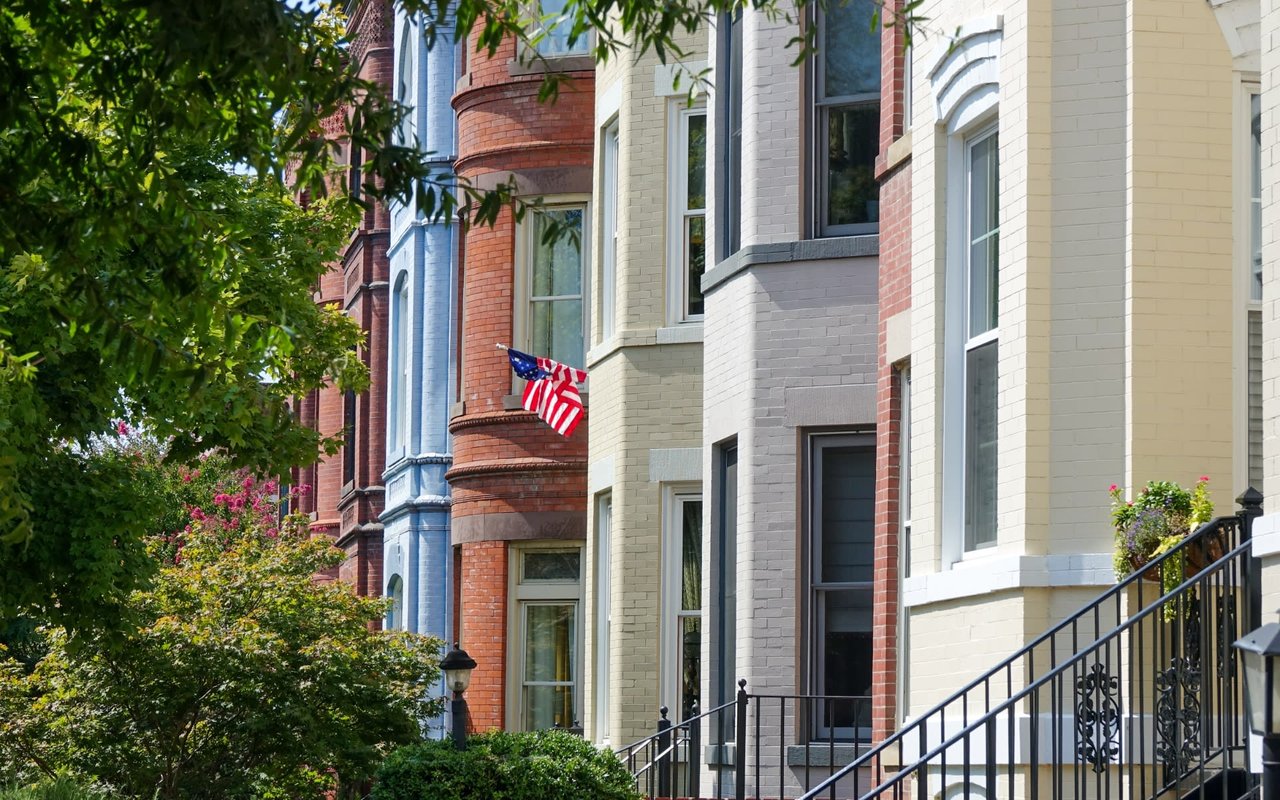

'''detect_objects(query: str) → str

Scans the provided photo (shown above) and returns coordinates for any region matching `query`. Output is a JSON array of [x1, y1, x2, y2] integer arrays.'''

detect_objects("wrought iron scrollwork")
[[1075, 662, 1121, 772], [1156, 604, 1203, 778]]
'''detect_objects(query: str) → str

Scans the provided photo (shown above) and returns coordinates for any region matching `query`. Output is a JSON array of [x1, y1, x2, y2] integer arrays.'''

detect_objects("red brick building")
[[871, 0, 912, 744], [293, 0, 391, 599], [448, 30, 595, 732]]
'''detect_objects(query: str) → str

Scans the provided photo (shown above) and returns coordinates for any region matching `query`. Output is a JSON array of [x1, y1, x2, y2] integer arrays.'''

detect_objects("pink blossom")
[[115, 421, 129, 436], [1200, 475, 1210, 483], [242, 476, 255, 489], [1109, 484, 1118, 492]]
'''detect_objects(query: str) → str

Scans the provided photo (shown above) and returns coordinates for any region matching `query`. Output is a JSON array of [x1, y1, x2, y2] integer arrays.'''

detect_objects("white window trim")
[[389, 270, 411, 459], [511, 196, 592, 394], [526, 0, 592, 58], [660, 484, 703, 721], [593, 493, 612, 744], [1233, 79, 1262, 493], [505, 543, 585, 731], [395, 22, 416, 146], [942, 121, 1000, 568], [600, 124, 619, 343], [666, 103, 707, 325]]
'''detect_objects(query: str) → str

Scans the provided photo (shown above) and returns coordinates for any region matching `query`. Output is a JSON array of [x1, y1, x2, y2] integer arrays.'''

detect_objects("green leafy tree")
[[0, 465, 443, 798]]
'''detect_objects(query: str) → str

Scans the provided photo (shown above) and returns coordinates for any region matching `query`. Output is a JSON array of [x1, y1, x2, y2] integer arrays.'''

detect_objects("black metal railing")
[[619, 688, 873, 799], [796, 489, 1263, 800]]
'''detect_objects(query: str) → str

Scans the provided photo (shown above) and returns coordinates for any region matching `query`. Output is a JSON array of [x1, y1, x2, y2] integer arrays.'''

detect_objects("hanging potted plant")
[[1111, 477, 1217, 597]]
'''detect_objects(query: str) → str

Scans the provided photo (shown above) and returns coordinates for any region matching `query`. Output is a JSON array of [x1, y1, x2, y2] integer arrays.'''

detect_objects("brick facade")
[[292, 0, 391, 602], [871, 0, 911, 744], [447, 34, 594, 730]]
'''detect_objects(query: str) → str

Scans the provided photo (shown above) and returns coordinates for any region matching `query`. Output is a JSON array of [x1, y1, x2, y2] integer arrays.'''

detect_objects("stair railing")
[[797, 489, 1263, 800]]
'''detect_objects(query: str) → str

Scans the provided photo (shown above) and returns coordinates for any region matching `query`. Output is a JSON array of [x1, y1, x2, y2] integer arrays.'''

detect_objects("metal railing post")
[[1239, 487, 1264, 634], [735, 679, 748, 800], [657, 706, 672, 799], [689, 701, 702, 800]]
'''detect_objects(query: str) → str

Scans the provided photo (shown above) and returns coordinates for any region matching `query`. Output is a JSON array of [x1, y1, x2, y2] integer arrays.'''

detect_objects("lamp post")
[[440, 643, 477, 751], [1235, 621, 1280, 798]]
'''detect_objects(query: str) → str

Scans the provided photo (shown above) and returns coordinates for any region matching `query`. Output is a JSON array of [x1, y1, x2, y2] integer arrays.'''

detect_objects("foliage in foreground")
[[0, 461, 444, 799], [372, 730, 642, 800], [0, 777, 106, 800]]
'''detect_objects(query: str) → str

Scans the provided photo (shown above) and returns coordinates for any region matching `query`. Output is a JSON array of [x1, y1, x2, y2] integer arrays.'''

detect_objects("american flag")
[[507, 348, 587, 437]]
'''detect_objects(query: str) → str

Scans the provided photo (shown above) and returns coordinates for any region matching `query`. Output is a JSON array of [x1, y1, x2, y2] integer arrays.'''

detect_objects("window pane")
[[524, 604, 576, 682], [523, 550, 581, 582], [820, 445, 875, 584], [535, 0, 588, 56], [687, 114, 707, 210], [531, 298, 584, 370], [682, 500, 703, 610], [826, 105, 880, 228], [968, 133, 999, 336], [532, 209, 583, 297], [679, 615, 702, 717], [819, 589, 872, 736], [686, 215, 706, 317], [1253, 93, 1262, 302], [524, 684, 575, 730], [823, 0, 881, 99], [964, 341, 998, 549]]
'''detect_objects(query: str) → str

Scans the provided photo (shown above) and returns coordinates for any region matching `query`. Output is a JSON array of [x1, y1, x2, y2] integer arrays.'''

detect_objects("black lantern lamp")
[[1235, 621, 1280, 797], [440, 643, 477, 750]]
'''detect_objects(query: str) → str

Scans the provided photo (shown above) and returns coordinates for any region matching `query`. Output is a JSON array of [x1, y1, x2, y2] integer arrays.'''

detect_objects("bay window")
[[526, 205, 587, 370], [664, 490, 703, 720], [513, 547, 582, 731], [814, 0, 880, 236], [670, 108, 707, 321]]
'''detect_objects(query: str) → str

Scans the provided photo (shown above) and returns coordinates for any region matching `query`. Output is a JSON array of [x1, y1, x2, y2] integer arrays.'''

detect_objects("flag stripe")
[[511, 351, 586, 437]]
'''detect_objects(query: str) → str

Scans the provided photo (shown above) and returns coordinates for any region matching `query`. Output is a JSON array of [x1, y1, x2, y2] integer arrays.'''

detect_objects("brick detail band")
[[452, 510, 586, 543]]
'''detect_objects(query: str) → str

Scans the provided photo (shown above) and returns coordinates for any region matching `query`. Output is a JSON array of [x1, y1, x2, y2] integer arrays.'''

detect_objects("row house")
[[294, 0, 392, 598], [379, 3, 458, 738]]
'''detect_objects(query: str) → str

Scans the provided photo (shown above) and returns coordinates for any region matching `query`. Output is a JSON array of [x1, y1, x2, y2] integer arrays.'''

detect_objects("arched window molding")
[[928, 17, 1002, 133]]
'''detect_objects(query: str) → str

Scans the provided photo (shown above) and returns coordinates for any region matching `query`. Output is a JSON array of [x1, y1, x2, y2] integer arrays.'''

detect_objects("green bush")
[[0, 777, 105, 800], [372, 730, 640, 800]]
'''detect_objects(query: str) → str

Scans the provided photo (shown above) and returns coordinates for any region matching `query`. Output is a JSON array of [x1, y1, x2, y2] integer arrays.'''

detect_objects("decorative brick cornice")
[[447, 409, 540, 433], [445, 457, 586, 483]]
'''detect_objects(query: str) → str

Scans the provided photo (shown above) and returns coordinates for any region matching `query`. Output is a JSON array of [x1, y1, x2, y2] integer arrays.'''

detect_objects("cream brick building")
[[583, 31, 710, 747], [900, 0, 1262, 783]]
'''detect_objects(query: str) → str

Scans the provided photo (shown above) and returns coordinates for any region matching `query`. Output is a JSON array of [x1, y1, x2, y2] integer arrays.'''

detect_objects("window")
[[390, 274, 410, 451], [814, 0, 881, 236], [386, 575, 404, 630], [533, 0, 589, 57], [1248, 90, 1263, 491], [808, 434, 874, 741], [713, 444, 737, 739], [342, 389, 357, 486], [670, 108, 707, 321], [594, 495, 612, 741], [718, 10, 743, 259], [962, 128, 999, 551], [513, 547, 582, 731], [396, 26, 415, 145], [349, 144, 363, 201], [600, 125, 619, 342], [526, 206, 587, 370], [664, 491, 703, 719]]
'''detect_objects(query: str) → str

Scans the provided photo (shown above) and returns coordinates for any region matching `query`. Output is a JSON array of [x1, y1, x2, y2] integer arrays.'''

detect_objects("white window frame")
[[389, 270, 411, 456], [667, 104, 708, 324], [512, 197, 591, 386], [806, 432, 875, 742], [600, 123, 619, 343], [942, 121, 1000, 566], [386, 574, 405, 630], [896, 367, 911, 724], [661, 485, 703, 721], [593, 494, 612, 743], [506, 543, 584, 731], [1233, 80, 1263, 493]]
